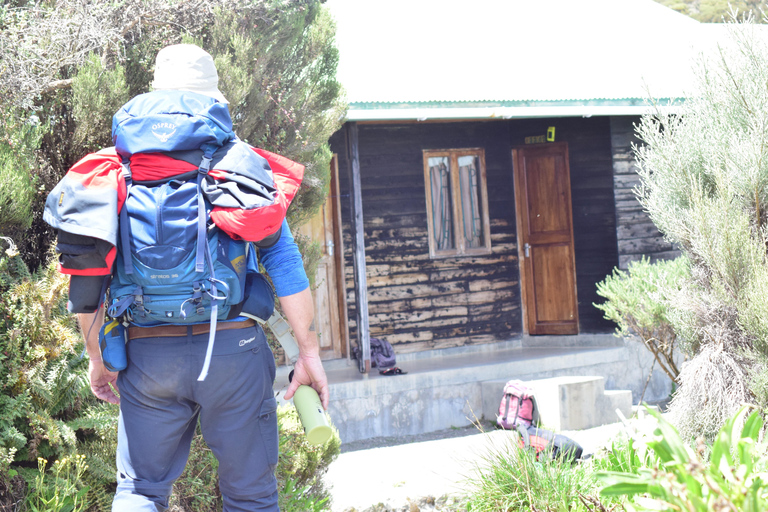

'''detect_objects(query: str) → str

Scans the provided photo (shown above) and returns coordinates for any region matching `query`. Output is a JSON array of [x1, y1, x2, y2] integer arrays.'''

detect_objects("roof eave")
[[345, 103, 684, 122]]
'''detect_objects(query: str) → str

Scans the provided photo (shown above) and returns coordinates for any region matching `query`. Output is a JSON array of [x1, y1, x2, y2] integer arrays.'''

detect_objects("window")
[[423, 148, 491, 258]]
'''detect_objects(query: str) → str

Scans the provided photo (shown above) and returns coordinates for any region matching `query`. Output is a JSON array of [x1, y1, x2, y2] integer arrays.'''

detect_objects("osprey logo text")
[[239, 336, 256, 347], [151, 122, 177, 143]]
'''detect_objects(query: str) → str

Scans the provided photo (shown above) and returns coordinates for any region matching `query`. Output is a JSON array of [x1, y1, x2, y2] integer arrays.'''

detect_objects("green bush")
[[0, 246, 340, 511], [591, 434, 659, 477], [632, 17, 768, 437], [0, 240, 120, 509], [0, 107, 40, 238], [595, 256, 689, 382], [26, 454, 89, 512], [599, 406, 768, 511]]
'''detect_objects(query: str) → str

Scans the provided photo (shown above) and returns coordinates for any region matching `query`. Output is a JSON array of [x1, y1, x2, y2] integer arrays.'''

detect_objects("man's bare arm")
[[279, 288, 329, 409], [77, 306, 120, 404]]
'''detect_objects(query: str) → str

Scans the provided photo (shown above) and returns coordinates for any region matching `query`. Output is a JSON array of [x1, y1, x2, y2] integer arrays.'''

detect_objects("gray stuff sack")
[[353, 337, 396, 368]]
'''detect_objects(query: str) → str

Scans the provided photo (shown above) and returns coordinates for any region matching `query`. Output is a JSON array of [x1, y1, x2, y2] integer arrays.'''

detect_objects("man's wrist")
[[298, 347, 321, 359]]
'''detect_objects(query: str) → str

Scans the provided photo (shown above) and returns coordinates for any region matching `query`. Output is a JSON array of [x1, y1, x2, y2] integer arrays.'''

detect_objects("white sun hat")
[[152, 44, 228, 104]]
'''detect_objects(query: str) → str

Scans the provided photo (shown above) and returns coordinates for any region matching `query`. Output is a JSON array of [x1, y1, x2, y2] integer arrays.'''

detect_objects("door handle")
[[524, 243, 530, 258]]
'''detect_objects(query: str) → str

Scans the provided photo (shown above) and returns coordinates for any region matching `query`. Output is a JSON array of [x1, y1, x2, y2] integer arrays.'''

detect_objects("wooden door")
[[298, 156, 349, 359], [512, 142, 579, 335]]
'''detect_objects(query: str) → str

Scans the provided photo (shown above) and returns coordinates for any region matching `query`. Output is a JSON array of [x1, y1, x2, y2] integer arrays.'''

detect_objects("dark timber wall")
[[330, 121, 521, 353], [329, 117, 619, 354], [609, 116, 679, 269]]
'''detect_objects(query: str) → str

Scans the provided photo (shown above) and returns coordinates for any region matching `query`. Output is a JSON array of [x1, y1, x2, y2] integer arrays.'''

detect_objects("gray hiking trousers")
[[113, 323, 279, 511]]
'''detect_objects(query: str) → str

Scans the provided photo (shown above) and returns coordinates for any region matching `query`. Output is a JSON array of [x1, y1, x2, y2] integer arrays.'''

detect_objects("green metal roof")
[[325, 0, 736, 120]]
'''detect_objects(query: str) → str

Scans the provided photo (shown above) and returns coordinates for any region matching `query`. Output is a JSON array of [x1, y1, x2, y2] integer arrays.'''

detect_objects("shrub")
[[1, 246, 341, 511], [591, 434, 659, 477], [26, 455, 89, 512], [0, 107, 40, 238], [0, 240, 120, 509], [595, 256, 689, 382], [599, 406, 768, 511], [632, 16, 768, 438]]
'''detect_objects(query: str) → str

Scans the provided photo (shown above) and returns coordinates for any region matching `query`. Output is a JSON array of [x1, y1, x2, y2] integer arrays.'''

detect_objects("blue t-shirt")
[[257, 219, 310, 297]]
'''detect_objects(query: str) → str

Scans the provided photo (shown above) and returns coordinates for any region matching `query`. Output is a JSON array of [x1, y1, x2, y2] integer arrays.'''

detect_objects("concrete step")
[[481, 376, 633, 431], [602, 389, 633, 424]]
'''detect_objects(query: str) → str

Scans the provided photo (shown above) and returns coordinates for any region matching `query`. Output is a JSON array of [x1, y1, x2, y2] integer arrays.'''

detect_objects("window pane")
[[428, 156, 454, 251], [458, 155, 485, 248]]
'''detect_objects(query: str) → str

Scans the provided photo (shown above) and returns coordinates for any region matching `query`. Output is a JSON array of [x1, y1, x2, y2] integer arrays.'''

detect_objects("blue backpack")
[[106, 90, 275, 379]]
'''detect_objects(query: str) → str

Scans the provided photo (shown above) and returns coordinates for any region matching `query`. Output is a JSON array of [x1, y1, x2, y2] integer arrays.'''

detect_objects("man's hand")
[[279, 288, 330, 409], [284, 352, 329, 409], [78, 307, 119, 404], [89, 358, 120, 404]]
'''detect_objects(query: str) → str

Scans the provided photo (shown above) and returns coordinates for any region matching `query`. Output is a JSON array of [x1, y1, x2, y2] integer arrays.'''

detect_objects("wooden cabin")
[[306, 0, 727, 367]]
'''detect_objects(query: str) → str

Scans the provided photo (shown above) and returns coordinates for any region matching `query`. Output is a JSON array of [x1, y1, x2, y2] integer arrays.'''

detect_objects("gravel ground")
[[340, 420, 497, 454]]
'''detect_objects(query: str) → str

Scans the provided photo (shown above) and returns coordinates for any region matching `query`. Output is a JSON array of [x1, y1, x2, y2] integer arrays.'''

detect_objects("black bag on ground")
[[516, 424, 584, 461], [353, 337, 396, 368]]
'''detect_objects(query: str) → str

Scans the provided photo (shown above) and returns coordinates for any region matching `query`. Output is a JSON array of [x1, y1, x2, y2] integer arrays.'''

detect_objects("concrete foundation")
[[276, 334, 675, 444]]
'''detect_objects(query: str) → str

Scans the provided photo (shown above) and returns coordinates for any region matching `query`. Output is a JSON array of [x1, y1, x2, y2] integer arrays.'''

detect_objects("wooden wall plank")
[[609, 116, 680, 269]]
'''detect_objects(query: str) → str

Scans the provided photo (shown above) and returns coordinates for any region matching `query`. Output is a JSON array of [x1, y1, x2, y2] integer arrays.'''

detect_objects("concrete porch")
[[276, 334, 673, 444]]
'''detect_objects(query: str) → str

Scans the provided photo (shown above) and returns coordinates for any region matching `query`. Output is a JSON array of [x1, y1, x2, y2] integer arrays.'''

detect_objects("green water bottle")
[[289, 370, 332, 445]]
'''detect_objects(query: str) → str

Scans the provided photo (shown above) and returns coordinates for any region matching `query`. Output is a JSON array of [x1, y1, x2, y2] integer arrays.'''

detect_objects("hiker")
[[58, 44, 328, 511]]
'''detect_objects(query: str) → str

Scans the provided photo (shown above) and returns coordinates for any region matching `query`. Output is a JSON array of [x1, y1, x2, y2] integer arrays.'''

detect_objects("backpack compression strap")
[[502, 393, 522, 426], [119, 161, 134, 275], [196, 147, 225, 381], [195, 152, 213, 273], [196, 233, 231, 381]]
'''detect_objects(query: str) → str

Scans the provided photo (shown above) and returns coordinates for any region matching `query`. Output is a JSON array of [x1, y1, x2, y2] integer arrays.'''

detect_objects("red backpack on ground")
[[496, 379, 584, 461], [497, 380, 537, 430], [517, 425, 584, 461]]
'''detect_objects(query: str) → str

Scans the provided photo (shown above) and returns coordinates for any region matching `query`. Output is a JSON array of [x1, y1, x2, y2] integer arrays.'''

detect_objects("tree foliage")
[[0, 107, 41, 240], [655, 0, 768, 22], [634, 19, 768, 439], [0, 1, 345, 509], [0, 0, 345, 271]]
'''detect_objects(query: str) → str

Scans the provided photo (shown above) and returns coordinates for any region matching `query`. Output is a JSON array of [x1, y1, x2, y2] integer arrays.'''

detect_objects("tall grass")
[[462, 432, 626, 512]]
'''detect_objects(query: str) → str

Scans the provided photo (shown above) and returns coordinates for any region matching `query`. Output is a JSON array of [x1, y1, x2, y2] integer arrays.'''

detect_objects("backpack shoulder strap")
[[502, 392, 512, 421], [530, 395, 541, 426], [516, 423, 530, 448], [118, 160, 134, 275]]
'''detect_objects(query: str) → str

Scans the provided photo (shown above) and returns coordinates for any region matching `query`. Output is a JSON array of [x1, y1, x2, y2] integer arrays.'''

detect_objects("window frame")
[[422, 148, 492, 259]]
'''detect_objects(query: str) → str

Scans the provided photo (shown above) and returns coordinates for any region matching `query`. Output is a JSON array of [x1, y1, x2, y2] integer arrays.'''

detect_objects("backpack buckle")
[[198, 156, 212, 174], [133, 293, 146, 317], [180, 284, 206, 319]]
